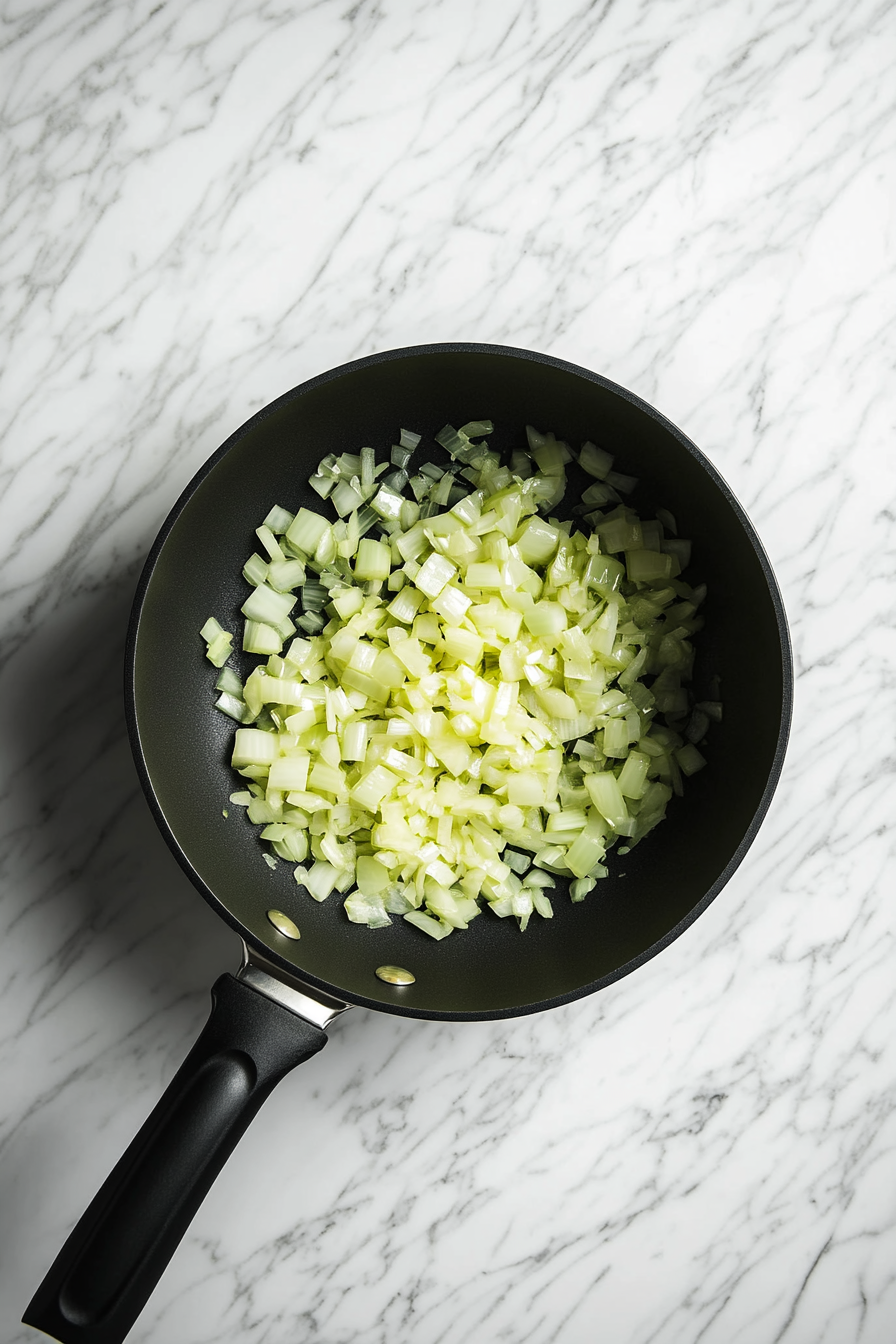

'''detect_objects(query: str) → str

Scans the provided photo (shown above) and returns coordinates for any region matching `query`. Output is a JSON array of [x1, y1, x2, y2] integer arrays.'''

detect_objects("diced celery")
[[205, 630, 233, 667], [516, 517, 560, 566], [207, 419, 708, 940], [354, 538, 391, 581], [414, 552, 457, 598], [584, 772, 629, 830], [286, 508, 331, 556], [404, 909, 452, 940]]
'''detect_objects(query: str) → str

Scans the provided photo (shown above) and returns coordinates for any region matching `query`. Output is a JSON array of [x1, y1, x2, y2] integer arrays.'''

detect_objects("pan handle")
[[23, 972, 329, 1344]]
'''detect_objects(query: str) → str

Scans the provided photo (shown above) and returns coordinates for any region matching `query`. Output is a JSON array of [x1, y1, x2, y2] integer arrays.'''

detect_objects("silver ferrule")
[[237, 941, 350, 1031]]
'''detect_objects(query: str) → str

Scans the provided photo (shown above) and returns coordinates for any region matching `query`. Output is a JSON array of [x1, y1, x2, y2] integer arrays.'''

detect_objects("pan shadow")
[[1, 571, 373, 1279], [6, 567, 236, 1018]]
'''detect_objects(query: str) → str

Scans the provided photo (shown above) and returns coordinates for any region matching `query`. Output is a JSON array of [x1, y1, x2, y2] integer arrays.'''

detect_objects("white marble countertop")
[[3, 2, 895, 1341]]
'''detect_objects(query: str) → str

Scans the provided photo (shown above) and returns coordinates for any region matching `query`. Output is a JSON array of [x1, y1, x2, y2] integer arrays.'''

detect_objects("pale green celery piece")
[[435, 425, 466, 456], [232, 727, 278, 767], [430, 584, 471, 626], [215, 690, 245, 721], [596, 517, 642, 553], [617, 751, 650, 799], [301, 860, 338, 901], [274, 614, 296, 644], [351, 765, 400, 810], [516, 517, 560, 566], [618, 647, 648, 688], [545, 808, 589, 836], [387, 585, 424, 624], [360, 447, 376, 494], [269, 756, 311, 792], [429, 474, 454, 507], [627, 682, 655, 715], [266, 559, 307, 592], [584, 772, 629, 829], [256, 524, 284, 564], [263, 505, 295, 534], [330, 480, 363, 518], [579, 442, 614, 479], [603, 717, 629, 758], [200, 617, 225, 642], [205, 631, 233, 667], [309, 473, 336, 499], [584, 553, 625, 596], [684, 707, 710, 744], [395, 520, 428, 562], [404, 909, 452, 939], [511, 888, 533, 918], [466, 562, 503, 589], [662, 538, 692, 569], [424, 883, 469, 928], [272, 829, 309, 863], [384, 887, 414, 914], [503, 849, 531, 875], [355, 538, 391, 581], [522, 869, 555, 889], [243, 621, 282, 656], [626, 549, 673, 583], [242, 553, 269, 587], [415, 552, 456, 598], [534, 845, 568, 870], [216, 666, 243, 696], [675, 743, 706, 776], [286, 507, 331, 556], [355, 855, 391, 895], [241, 584, 296, 626], [523, 601, 567, 637], [458, 420, 494, 439], [639, 520, 664, 552], [450, 493, 481, 526], [391, 445, 414, 470], [381, 468, 408, 495], [565, 820, 607, 879], [399, 499, 419, 531], [332, 453, 361, 478], [345, 891, 391, 928], [531, 439, 568, 475], [331, 587, 365, 621], [371, 484, 405, 521], [248, 797, 279, 825]]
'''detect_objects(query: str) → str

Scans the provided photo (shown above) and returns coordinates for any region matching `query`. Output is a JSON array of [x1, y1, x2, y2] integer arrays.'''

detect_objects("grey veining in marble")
[[2, 0, 896, 1341]]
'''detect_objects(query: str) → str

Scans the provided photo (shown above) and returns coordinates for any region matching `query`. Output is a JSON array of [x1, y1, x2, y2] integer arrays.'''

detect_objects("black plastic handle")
[[23, 973, 328, 1344]]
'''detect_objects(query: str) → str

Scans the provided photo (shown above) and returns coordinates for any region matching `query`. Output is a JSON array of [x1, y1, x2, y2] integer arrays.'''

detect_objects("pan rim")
[[125, 342, 793, 1022]]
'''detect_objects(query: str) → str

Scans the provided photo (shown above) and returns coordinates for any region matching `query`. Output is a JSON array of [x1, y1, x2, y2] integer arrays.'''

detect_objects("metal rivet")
[[375, 965, 415, 986], [266, 909, 301, 940]]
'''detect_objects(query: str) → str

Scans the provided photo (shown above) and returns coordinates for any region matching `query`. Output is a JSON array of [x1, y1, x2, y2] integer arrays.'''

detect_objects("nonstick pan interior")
[[128, 344, 791, 1019]]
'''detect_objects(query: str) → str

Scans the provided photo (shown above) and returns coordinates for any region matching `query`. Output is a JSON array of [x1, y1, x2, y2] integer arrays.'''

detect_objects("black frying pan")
[[25, 344, 792, 1344]]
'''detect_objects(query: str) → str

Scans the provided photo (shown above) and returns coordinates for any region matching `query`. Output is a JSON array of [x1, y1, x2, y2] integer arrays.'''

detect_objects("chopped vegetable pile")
[[201, 422, 718, 938]]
